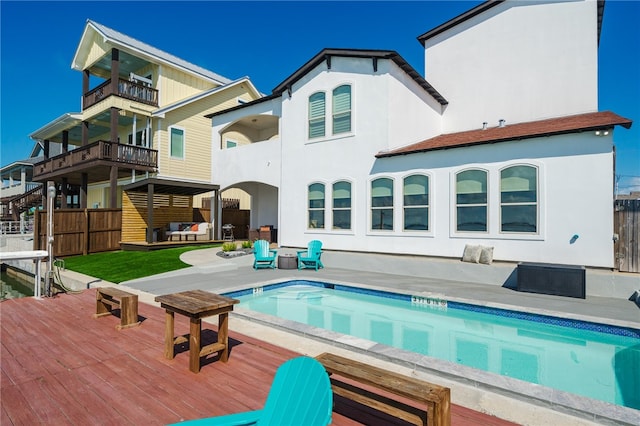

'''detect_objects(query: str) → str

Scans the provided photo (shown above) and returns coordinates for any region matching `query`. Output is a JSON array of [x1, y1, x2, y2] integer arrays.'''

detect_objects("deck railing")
[[83, 78, 158, 109], [33, 140, 157, 178]]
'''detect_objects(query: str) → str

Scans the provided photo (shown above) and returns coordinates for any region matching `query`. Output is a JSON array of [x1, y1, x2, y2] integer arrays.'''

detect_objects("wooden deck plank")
[[0, 290, 517, 426]]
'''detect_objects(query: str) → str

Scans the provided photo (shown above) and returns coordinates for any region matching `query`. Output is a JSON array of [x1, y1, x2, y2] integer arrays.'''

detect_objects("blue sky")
[[1, 1, 638, 193]]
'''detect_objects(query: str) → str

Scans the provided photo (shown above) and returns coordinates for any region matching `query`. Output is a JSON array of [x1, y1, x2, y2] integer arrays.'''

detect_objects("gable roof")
[[271, 48, 448, 106], [72, 20, 231, 85], [376, 111, 632, 158], [153, 77, 262, 118], [417, 0, 606, 46]]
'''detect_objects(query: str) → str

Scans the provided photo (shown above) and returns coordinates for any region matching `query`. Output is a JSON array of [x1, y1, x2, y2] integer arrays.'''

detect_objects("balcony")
[[33, 140, 158, 185], [83, 78, 159, 109]]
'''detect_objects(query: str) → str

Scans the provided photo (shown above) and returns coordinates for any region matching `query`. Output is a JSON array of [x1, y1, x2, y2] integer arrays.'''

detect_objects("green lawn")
[[62, 244, 220, 284]]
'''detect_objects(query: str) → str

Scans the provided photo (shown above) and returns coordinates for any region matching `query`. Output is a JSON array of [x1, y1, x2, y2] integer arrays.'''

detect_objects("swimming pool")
[[227, 280, 640, 412]]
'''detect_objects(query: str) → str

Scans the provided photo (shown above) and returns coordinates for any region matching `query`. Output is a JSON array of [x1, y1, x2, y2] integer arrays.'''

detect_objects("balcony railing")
[[83, 78, 159, 109], [33, 140, 158, 179]]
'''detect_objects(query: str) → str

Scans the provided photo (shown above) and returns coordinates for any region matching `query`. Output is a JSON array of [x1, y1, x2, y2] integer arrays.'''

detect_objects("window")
[[371, 178, 393, 230], [170, 127, 184, 159], [332, 181, 351, 230], [332, 85, 351, 134], [308, 92, 326, 139], [308, 183, 325, 229], [225, 140, 237, 149], [128, 130, 144, 146], [456, 170, 487, 232], [403, 175, 429, 231], [500, 165, 537, 233]]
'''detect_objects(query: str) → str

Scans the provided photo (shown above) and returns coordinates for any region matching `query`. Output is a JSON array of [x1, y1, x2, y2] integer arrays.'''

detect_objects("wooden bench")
[[94, 287, 141, 330], [316, 352, 450, 426]]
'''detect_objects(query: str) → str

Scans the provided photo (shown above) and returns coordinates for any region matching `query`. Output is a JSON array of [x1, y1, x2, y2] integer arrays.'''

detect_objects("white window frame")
[[332, 180, 353, 231], [307, 182, 326, 230], [308, 91, 326, 140], [332, 84, 352, 135], [499, 164, 539, 235], [370, 177, 395, 232], [454, 168, 489, 234], [402, 173, 431, 232], [449, 163, 545, 240]]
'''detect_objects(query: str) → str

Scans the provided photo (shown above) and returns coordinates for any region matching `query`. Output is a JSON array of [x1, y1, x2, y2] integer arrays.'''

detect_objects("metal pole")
[[46, 182, 56, 297]]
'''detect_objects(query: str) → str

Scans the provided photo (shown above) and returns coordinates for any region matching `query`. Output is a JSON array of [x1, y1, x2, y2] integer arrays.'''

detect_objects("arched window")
[[403, 175, 429, 231], [332, 85, 351, 135], [308, 183, 325, 229], [308, 92, 325, 139], [500, 165, 538, 233], [332, 181, 351, 230], [371, 178, 393, 230], [456, 170, 487, 232]]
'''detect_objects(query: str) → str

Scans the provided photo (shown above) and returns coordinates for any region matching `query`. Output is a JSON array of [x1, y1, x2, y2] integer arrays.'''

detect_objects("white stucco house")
[[208, 0, 632, 269]]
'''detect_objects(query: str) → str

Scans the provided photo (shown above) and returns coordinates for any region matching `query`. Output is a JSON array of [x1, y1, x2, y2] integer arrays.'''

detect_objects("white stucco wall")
[[280, 131, 615, 268], [424, 0, 599, 133], [208, 0, 612, 268], [277, 56, 443, 246]]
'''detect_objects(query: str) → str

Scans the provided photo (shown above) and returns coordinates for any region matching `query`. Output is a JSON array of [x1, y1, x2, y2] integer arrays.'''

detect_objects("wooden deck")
[[1, 290, 516, 425]]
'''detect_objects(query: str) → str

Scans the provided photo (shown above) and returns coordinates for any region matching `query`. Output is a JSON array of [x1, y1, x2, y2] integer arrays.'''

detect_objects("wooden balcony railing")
[[33, 140, 158, 179], [83, 78, 159, 109]]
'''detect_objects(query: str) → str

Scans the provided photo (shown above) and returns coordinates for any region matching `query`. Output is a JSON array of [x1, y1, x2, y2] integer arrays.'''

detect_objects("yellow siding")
[[157, 83, 259, 181], [221, 188, 251, 209], [223, 130, 252, 148], [82, 97, 155, 122], [159, 67, 217, 106], [87, 187, 103, 209], [121, 191, 193, 242], [84, 33, 109, 69]]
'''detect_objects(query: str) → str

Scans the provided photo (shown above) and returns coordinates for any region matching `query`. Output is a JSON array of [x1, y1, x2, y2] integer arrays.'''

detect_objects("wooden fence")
[[34, 208, 122, 257], [221, 209, 250, 239], [614, 199, 639, 273]]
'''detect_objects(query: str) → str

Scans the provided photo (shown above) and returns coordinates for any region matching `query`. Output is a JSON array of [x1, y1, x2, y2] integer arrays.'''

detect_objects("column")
[[146, 183, 154, 243], [110, 48, 120, 96], [80, 173, 88, 209]]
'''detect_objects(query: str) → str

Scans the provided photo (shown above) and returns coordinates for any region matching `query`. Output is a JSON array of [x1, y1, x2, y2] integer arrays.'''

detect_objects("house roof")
[[72, 20, 232, 85], [272, 48, 448, 106], [153, 77, 262, 118], [376, 111, 633, 158], [123, 177, 219, 196], [417, 0, 606, 46]]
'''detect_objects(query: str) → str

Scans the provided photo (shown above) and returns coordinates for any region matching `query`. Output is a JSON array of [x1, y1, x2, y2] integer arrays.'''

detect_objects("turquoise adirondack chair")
[[297, 240, 324, 271], [171, 356, 333, 426], [253, 240, 277, 269]]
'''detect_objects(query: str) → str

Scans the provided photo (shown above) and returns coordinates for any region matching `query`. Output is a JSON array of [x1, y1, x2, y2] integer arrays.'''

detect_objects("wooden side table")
[[155, 290, 239, 373]]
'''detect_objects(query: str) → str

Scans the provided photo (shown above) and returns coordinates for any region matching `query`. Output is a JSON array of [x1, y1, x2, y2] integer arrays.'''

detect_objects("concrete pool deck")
[[59, 247, 640, 425]]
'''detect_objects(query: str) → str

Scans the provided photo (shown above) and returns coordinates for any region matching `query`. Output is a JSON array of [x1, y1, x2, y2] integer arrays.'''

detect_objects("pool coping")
[[223, 278, 640, 426]]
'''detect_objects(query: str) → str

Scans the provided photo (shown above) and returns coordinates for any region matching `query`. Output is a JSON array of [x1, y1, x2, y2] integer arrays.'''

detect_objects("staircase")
[[1, 185, 43, 221]]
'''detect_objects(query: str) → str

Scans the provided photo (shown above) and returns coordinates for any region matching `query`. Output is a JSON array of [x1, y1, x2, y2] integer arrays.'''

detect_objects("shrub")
[[241, 240, 252, 249], [222, 242, 237, 252]]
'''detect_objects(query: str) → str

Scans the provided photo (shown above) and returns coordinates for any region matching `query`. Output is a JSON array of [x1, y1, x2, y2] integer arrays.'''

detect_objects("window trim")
[[332, 180, 353, 231], [454, 168, 489, 234], [370, 176, 395, 232], [402, 173, 431, 233], [308, 91, 326, 140], [307, 182, 326, 230], [499, 164, 539, 235], [168, 125, 185, 160], [332, 84, 352, 135]]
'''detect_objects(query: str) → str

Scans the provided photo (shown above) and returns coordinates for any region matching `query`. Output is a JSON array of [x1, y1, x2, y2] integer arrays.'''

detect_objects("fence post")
[[83, 208, 89, 256]]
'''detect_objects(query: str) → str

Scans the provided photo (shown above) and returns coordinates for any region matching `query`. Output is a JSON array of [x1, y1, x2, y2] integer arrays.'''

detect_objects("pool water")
[[1, 270, 34, 300], [230, 281, 640, 410]]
